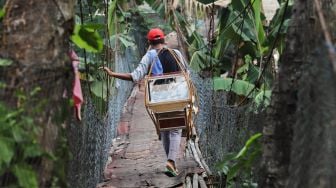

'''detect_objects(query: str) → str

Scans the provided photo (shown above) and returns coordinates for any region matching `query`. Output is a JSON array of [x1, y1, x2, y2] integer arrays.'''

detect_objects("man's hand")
[[98, 67, 133, 81], [99, 66, 113, 76]]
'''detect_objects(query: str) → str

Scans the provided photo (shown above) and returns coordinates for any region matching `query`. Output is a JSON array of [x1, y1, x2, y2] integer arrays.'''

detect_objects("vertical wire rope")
[[207, 0, 216, 158], [79, 0, 93, 98], [208, 0, 215, 74], [103, 1, 110, 111]]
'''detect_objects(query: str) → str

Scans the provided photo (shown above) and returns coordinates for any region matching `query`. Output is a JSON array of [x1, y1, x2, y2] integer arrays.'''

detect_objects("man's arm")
[[100, 67, 133, 81], [100, 51, 152, 82]]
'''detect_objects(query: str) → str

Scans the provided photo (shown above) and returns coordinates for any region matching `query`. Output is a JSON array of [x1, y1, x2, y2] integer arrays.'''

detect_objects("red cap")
[[147, 28, 165, 41]]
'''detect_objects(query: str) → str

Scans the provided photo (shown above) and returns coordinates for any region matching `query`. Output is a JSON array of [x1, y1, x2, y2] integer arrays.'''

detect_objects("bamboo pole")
[[185, 176, 192, 188], [198, 175, 207, 188], [194, 137, 212, 176], [185, 146, 191, 158], [193, 173, 199, 188], [189, 140, 204, 169]]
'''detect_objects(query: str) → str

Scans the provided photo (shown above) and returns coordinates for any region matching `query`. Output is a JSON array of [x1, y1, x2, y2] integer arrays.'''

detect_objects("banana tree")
[[211, 0, 292, 106]]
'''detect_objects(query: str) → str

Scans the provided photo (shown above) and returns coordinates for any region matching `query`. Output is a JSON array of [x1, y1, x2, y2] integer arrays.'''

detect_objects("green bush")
[[0, 88, 44, 188]]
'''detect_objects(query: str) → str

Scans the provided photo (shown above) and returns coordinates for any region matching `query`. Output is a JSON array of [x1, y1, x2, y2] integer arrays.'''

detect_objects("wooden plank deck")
[[97, 85, 203, 188]]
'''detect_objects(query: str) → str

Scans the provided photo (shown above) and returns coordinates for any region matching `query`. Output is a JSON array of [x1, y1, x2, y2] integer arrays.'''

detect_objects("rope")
[[207, 0, 215, 75], [104, 0, 111, 104]]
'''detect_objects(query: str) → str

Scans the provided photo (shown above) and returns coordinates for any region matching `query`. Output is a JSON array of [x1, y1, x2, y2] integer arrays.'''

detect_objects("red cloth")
[[69, 50, 84, 121]]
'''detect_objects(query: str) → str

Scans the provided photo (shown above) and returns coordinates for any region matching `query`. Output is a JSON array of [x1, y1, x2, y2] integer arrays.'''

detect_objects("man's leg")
[[167, 129, 182, 165], [160, 131, 170, 157], [163, 129, 182, 176]]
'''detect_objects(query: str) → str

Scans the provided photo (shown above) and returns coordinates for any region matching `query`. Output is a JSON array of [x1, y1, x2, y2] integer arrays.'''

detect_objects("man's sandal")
[[165, 161, 179, 177]]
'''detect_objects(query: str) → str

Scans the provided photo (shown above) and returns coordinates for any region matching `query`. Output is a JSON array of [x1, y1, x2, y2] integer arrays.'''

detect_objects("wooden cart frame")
[[144, 49, 197, 140], [144, 73, 195, 139]]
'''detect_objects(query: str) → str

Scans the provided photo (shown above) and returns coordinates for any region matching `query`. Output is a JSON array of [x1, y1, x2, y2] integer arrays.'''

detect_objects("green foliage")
[[190, 50, 219, 73], [0, 137, 14, 166], [13, 164, 38, 188], [0, 7, 4, 19], [0, 88, 44, 188], [136, 2, 171, 34], [71, 24, 103, 53], [0, 82, 5, 89], [214, 0, 269, 61], [73, 0, 130, 116], [49, 123, 72, 188], [107, 0, 118, 35], [107, 0, 133, 37], [236, 56, 259, 83], [189, 51, 206, 73], [72, 0, 146, 116], [0, 1, 4, 22], [118, 35, 136, 48], [254, 89, 271, 109], [267, 0, 292, 54], [0, 58, 13, 66], [109, 34, 136, 49], [214, 77, 271, 108], [251, 0, 267, 54], [214, 77, 257, 98], [143, 0, 278, 106], [91, 80, 109, 101], [205, 0, 291, 105], [148, 0, 289, 88], [216, 133, 262, 187]]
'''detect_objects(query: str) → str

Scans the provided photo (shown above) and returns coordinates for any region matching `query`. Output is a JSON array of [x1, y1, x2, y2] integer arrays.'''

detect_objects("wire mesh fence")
[[66, 48, 137, 188], [190, 71, 264, 171]]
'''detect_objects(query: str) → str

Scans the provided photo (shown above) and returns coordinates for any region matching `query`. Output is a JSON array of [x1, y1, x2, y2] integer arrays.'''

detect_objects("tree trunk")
[[260, 0, 336, 187], [0, 0, 75, 187]]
